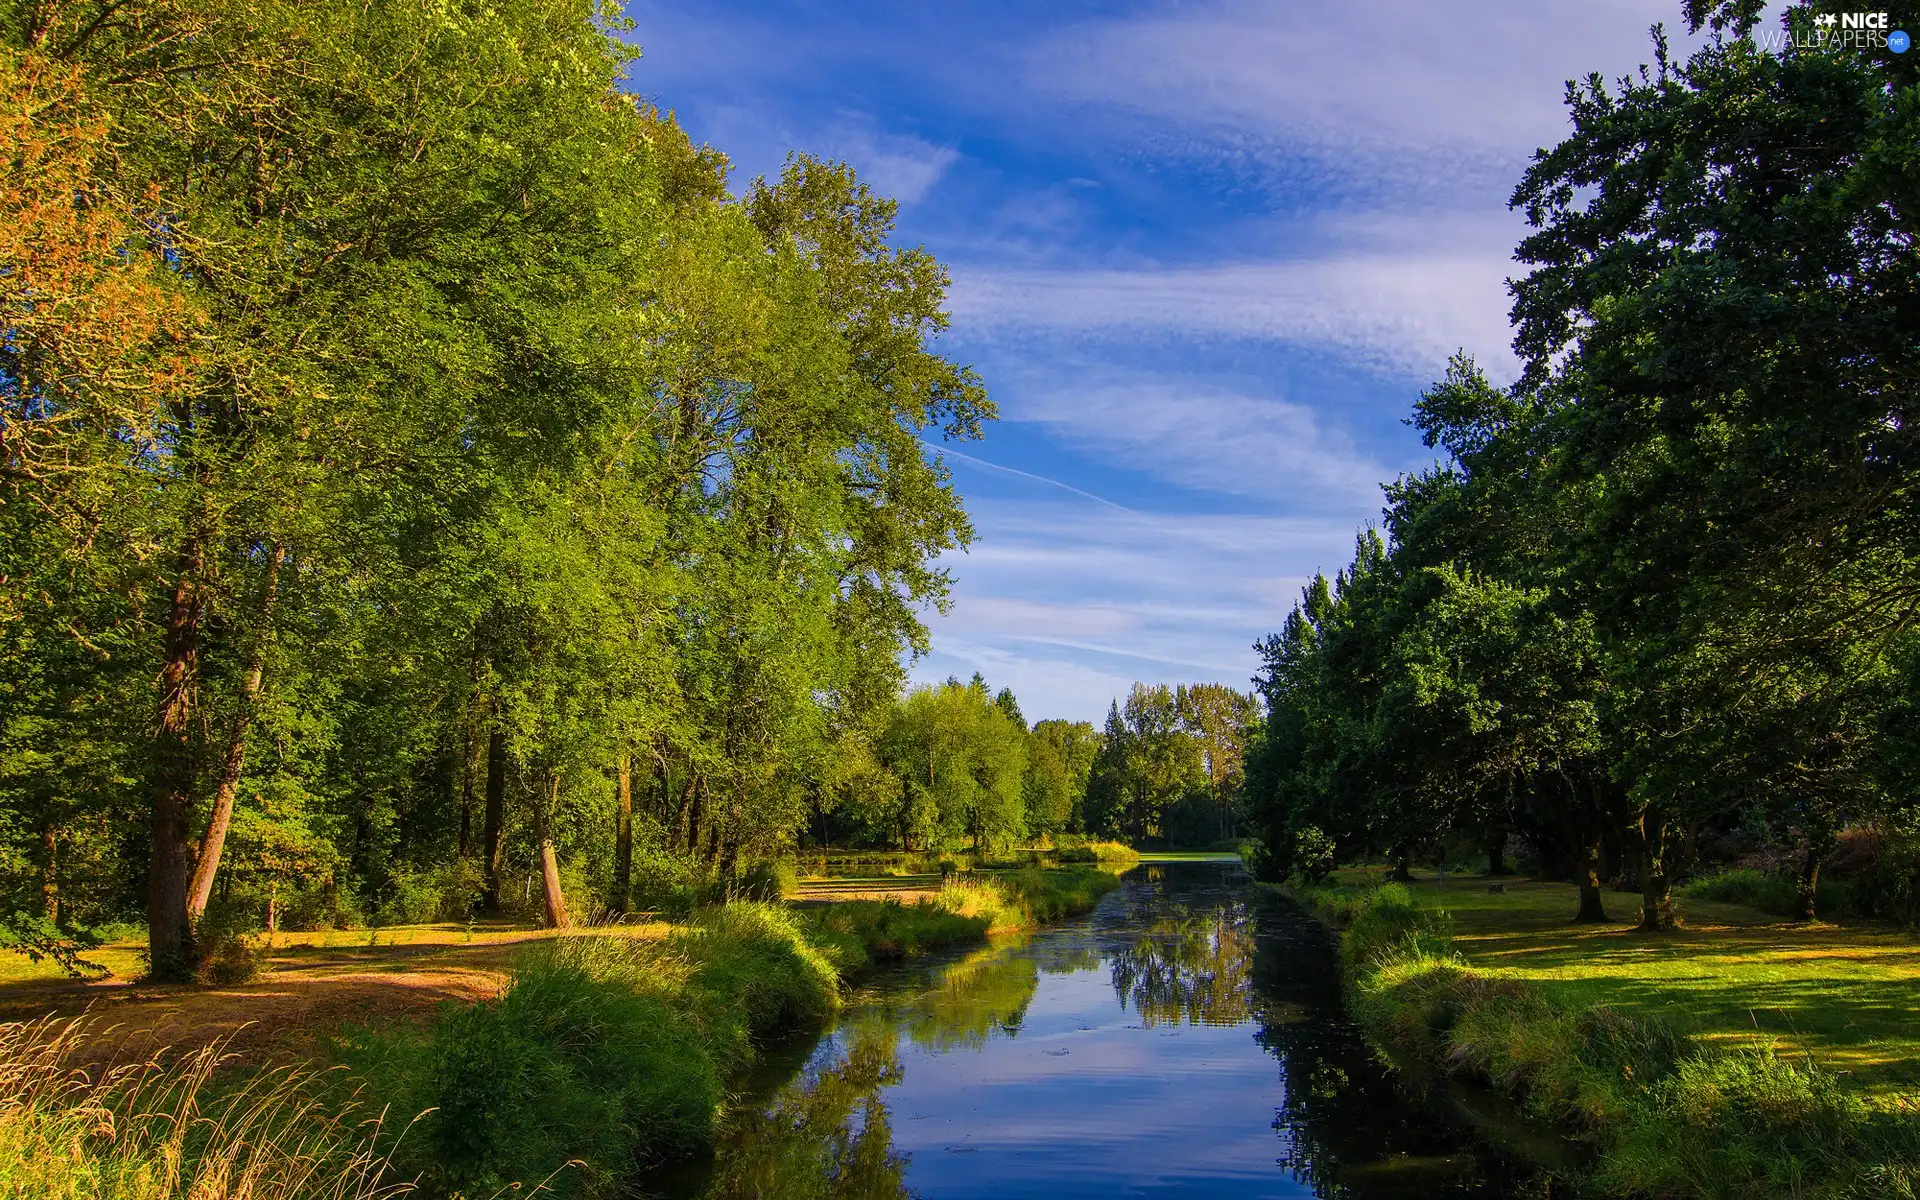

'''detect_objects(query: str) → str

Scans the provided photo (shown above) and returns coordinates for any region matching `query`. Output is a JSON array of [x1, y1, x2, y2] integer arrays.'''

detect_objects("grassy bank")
[[1282, 877, 1920, 1199], [1339, 872, 1920, 1097], [0, 865, 1126, 1199], [333, 865, 1121, 1194]]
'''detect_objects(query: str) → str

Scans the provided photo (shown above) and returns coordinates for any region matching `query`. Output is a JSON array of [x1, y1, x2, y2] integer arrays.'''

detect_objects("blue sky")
[[620, 0, 1735, 723]]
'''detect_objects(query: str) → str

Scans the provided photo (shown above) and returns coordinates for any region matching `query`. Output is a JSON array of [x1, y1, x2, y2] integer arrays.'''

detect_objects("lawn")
[[1331, 868, 1920, 1099]]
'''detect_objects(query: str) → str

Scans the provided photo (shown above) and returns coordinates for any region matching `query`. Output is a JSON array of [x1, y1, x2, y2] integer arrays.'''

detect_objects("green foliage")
[[378, 860, 486, 927], [339, 903, 845, 1195], [673, 903, 841, 1075], [339, 953, 720, 1195], [0, 0, 997, 973], [736, 858, 800, 903], [191, 904, 267, 987], [873, 679, 1028, 852], [1243, 9, 1920, 937]]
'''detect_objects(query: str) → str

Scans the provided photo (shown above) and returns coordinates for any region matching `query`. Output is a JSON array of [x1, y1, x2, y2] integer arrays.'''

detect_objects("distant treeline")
[[1242, 4, 1920, 928], [816, 675, 1256, 854]]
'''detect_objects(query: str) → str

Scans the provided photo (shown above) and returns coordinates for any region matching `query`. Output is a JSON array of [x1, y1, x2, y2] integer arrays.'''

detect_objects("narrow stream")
[[654, 860, 1552, 1198]]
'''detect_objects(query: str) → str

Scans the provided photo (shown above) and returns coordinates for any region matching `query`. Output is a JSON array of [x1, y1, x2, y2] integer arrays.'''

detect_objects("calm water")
[[655, 861, 1551, 1199]]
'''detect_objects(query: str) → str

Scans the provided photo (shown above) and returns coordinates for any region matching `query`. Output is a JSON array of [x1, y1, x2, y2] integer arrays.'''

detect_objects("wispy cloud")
[[911, 498, 1371, 720], [949, 247, 1519, 380], [926, 442, 1136, 512], [1027, 0, 1700, 185], [1010, 377, 1394, 508], [817, 118, 959, 205]]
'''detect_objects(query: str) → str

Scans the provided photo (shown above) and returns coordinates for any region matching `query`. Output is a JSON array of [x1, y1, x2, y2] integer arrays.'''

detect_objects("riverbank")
[[1278, 875, 1920, 1199], [0, 865, 1123, 1199]]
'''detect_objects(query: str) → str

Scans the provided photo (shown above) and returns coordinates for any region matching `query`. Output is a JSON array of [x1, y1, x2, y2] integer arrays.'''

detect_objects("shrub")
[[337, 906, 839, 1195], [1681, 867, 1864, 921], [626, 847, 714, 917], [806, 898, 988, 966], [339, 950, 720, 1196], [278, 882, 365, 932], [192, 902, 268, 986], [734, 858, 798, 902], [1289, 825, 1337, 883], [378, 858, 486, 926]]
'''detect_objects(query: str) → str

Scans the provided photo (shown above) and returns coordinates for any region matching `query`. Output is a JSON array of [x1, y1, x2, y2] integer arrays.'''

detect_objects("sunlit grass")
[[0, 919, 674, 991], [1326, 868, 1920, 1099], [0, 1019, 406, 1199]]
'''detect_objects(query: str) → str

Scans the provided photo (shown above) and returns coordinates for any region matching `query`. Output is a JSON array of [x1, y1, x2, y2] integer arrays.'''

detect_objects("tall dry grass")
[[0, 1018, 410, 1200]]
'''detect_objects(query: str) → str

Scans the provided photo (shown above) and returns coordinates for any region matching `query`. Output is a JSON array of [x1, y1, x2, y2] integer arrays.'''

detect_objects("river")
[[653, 859, 1551, 1199]]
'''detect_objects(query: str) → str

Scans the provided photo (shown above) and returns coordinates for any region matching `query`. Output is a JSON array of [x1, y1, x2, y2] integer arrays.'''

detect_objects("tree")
[[878, 681, 1026, 852]]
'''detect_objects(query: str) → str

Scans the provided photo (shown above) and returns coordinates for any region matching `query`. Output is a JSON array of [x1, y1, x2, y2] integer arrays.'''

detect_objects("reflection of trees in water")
[[699, 1029, 915, 1200], [896, 941, 1041, 1050], [1109, 903, 1255, 1027], [698, 938, 1062, 1197], [1251, 901, 1548, 1198]]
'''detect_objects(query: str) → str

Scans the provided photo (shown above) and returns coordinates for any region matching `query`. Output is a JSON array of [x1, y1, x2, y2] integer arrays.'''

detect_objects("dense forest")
[[1244, 4, 1920, 930], [0, 0, 1257, 981]]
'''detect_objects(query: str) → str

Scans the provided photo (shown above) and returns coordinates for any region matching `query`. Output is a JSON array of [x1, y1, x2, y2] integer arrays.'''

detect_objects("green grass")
[[335, 901, 842, 1197], [806, 898, 990, 965], [0, 1019, 402, 1200], [1319, 870, 1920, 1098], [1287, 875, 1920, 1199]]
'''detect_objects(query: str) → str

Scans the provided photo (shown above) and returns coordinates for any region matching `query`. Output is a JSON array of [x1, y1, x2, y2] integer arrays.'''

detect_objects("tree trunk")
[[1636, 809, 1677, 931], [1485, 828, 1510, 876], [1795, 847, 1822, 923], [1390, 847, 1413, 883], [1575, 818, 1609, 923], [187, 542, 284, 924], [457, 711, 476, 860], [148, 535, 205, 981], [481, 726, 507, 913], [686, 776, 705, 855], [40, 825, 57, 924], [613, 753, 633, 912], [537, 777, 570, 930]]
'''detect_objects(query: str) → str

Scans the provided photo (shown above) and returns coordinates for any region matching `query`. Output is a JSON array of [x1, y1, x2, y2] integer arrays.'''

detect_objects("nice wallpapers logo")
[[1761, 11, 1912, 53]]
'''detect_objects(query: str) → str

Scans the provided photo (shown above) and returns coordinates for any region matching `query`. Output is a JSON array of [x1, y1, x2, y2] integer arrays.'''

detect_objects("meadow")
[[1286, 871, 1920, 1198]]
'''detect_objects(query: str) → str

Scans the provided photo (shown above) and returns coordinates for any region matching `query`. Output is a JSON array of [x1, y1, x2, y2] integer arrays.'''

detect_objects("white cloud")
[[1010, 377, 1394, 507], [911, 499, 1371, 721], [1029, 0, 1708, 167], [948, 243, 1519, 380], [818, 119, 959, 205]]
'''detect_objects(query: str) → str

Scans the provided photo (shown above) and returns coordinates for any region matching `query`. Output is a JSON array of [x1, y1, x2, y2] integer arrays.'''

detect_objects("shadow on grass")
[[1351, 872, 1920, 1098]]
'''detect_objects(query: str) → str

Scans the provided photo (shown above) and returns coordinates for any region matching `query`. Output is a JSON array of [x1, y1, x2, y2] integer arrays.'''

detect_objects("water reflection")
[[1110, 906, 1255, 1026], [698, 1029, 912, 1200], [896, 942, 1040, 1050], [661, 863, 1543, 1200]]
